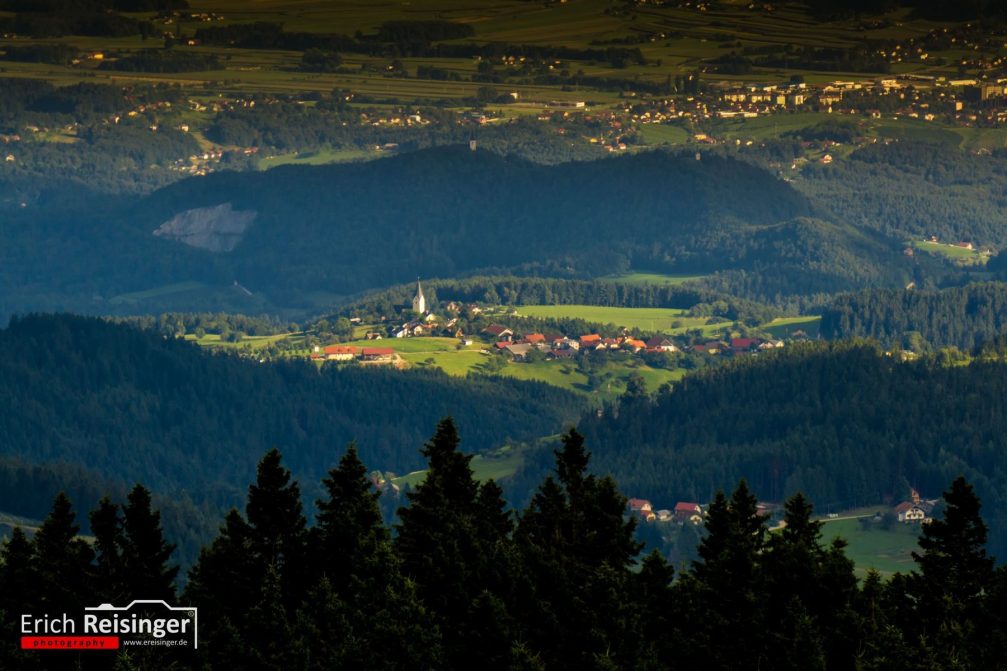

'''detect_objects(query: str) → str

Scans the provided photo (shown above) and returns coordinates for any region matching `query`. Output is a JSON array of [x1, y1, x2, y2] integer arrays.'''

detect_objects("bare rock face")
[[153, 203, 256, 252]]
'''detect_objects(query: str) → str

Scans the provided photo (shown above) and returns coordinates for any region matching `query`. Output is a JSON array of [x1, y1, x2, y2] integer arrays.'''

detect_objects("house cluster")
[[690, 337, 784, 355], [482, 324, 684, 361], [893, 488, 937, 524], [628, 498, 705, 525]]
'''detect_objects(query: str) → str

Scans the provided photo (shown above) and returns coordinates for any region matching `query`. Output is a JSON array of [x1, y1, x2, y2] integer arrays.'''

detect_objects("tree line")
[[820, 282, 1007, 350], [3, 420, 1006, 670]]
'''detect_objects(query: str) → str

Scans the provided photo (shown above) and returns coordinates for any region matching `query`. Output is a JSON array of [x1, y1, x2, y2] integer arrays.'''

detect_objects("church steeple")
[[412, 278, 426, 314]]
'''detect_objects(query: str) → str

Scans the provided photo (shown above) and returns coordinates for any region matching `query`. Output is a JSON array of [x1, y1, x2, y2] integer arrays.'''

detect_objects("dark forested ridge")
[[0, 146, 917, 319], [578, 340, 1007, 559], [0, 314, 584, 522], [820, 282, 1007, 350]]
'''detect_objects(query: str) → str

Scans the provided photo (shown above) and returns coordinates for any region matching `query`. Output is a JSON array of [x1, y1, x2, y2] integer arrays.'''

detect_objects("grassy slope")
[[821, 516, 922, 578]]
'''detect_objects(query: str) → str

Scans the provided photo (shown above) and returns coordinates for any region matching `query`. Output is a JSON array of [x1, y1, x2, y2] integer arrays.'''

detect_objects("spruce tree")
[[682, 480, 767, 670], [762, 492, 858, 670], [0, 528, 39, 671], [187, 450, 309, 670], [90, 497, 125, 603], [515, 429, 643, 669], [121, 484, 178, 601], [32, 492, 95, 614], [307, 442, 443, 669], [909, 476, 995, 668], [396, 417, 511, 669], [315, 442, 386, 590]]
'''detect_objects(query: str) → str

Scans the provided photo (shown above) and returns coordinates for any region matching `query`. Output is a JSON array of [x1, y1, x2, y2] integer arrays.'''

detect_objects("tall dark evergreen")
[[121, 484, 178, 601], [90, 497, 125, 603], [0, 528, 39, 671], [906, 476, 996, 669], [395, 417, 514, 669], [314, 442, 386, 589], [762, 492, 858, 671], [186, 450, 308, 670], [679, 481, 767, 670], [305, 443, 442, 669], [515, 428, 644, 669], [32, 493, 95, 615]]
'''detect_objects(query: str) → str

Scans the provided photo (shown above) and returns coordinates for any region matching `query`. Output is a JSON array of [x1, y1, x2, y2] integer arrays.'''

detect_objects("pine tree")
[[0, 528, 40, 671], [121, 484, 178, 601], [908, 476, 995, 668], [315, 442, 386, 591], [396, 417, 511, 669], [307, 442, 444, 669], [682, 480, 768, 670], [90, 497, 125, 603], [187, 450, 309, 670], [762, 492, 858, 670], [515, 429, 643, 669], [247, 449, 307, 573], [32, 492, 95, 614]]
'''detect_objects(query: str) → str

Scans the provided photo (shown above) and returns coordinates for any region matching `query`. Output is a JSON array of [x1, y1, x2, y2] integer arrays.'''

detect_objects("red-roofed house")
[[482, 325, 514, 341], [731, 338, 759, 352], [623, 339, 646, 352], [645, 337, 679, 352], [674, 502, 703, 524], [324, 345, 359, 361], [580, 334, 602, 345], [361, 348, 396, 361], [522, 333, 546, 344], [894, 501, 929, 523], [628, 498, 653, 513]]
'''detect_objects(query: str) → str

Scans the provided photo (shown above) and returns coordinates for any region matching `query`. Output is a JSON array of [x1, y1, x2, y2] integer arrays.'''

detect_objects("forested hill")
[[820, 282, 1007, 350], [123, 146, 813, 294], [577, 341, 1007, 558], [0, 314, 584, 515], [1, 146, 915, 318]]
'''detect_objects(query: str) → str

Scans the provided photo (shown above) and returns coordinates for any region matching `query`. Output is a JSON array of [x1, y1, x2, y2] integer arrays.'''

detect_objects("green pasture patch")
[[340, 337, 463, 353], [514, 304, 689, 331], [821, 516, 922, 578], [762, 316, 821, 339], [392, 442, 529, 488], [187, 332, 295, 350], [257, 147, 378, 169], [707, 112, 834, 142], [912, 240, 988, 266]]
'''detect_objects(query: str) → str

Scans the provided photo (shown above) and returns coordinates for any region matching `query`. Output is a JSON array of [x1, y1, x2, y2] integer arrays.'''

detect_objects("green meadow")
[[762, 316, 821, 339], [912, 240, 989, 265], [821, 516, 922, 578], [392, 442, 530, 488], [515, 305, 690, 331]]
